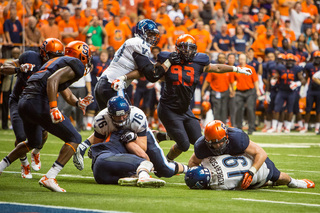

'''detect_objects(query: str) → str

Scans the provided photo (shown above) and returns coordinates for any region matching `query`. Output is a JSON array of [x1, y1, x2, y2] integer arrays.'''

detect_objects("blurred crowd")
[[0, 0, 320, 134]]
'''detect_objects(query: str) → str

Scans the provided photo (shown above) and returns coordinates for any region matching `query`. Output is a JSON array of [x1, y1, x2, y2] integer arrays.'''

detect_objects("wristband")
[[232, 66, 238, 72], [49, 101, 57, 108], [75, 100, 79, 107], [249, 166, 257, 175], [119, 75, 127, 81], [163, 59, 171, 68]]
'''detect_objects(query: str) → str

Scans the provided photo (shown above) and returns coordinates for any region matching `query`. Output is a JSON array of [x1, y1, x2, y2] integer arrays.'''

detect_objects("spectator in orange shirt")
[[104, 15, 132, 50], [58, 9, 79, 45], [80, 0, 97, 17], [24, 15, 43, 52], [184, 9, 201, 31], [252, 27, 275, 58], [167, 16, 189, 51], [70, 6, 88, 42], [119, 6, 131, 26], [142, 0, 160, 19], [201, 53, 235, 123], [179, 0, 199, 14], [189, 20, 211, 53], [40, 13, 61, 39], [233, 53, 260, 134], [277, 0, 296, 21], [156, 25, 168, 50], [278, 20, 296, 46], [301, 0, 319, 32], [156, 3, 173, 30]]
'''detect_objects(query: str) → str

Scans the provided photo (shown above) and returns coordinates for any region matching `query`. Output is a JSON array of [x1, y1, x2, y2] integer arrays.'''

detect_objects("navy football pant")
[[306, 89, 320, 113], [9, 97, 27, 142], [158, 103, 202, 152], [18, 96, 81, 148]]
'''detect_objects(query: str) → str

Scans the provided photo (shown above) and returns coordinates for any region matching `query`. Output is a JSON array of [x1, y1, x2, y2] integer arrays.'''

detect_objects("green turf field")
[[0, 130, 319, 213]]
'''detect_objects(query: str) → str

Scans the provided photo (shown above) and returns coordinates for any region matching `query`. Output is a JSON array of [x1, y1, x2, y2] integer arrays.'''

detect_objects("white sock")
[[284, 121, 289, 129], [272, 119, 278, 129], [265, 120, 271, 129], [298, 120, 303, 128], [137, 161, 153, 179], [288, 178, 307, 188], [32, 148, 41, 155], [315, 123, 320, 130], [277, 122, 283, 131], [304, 123, 309, 129], [87, 116, 94, 126], [286, 121, 292, 130], [46, 161, 63, 179], [0, 157, 11, 172], [20, 156, 29, 166]]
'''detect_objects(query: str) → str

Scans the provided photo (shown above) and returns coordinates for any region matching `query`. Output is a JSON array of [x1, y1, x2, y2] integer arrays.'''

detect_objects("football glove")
[[241, 167, 256, 189], [20, 63, 35, 73], [120, 131, 137, 144], [289, 81, 301, 90], [168, 52, 181, 65], [77, 95, 94, 115], [111, 78, 126, 91], [265, 91, 271, 104], [235, 67, 252, 75], [50, 107, 64, 123]]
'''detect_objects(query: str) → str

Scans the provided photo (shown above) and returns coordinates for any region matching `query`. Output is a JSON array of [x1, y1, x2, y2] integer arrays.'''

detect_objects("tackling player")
[[154, 34, 252, 162], [185, 154, 315, 190], [0, 41, 93, 192], [0, 38, 64, 179], [188, 120, 268, 190]]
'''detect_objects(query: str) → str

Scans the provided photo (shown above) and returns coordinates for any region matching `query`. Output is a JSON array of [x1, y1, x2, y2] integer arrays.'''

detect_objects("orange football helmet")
[[40, 38, 64, 61], [175, 34, 197, 62], [313, 50, 320, 58], [65, 41, 92, 75], [277, 53, 286, 60], [286, 53, 296, 61], [201, 101, 211, 114], [204, 120, 229, 153]]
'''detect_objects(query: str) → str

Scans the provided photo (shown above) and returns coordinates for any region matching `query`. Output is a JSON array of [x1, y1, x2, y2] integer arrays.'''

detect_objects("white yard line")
[[232, 198, 320, 207], [258, 189, 320, 196]]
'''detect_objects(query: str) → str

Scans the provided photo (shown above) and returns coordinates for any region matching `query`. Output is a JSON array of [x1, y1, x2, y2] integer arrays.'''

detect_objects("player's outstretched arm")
[[204, 64, 252, 75], [188, 153, 202, 168]]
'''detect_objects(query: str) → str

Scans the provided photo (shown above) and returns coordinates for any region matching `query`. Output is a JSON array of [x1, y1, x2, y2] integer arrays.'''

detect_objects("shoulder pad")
[[192, 53, 210, 66]]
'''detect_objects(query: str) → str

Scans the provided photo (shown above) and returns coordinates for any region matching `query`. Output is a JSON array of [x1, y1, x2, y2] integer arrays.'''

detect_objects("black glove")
[[120, 130, 137, 144], [168, 52, 181, 65]]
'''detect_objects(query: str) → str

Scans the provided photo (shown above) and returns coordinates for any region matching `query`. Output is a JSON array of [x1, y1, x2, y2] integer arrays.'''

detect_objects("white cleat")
[[73, 146, 84, 171], [118, 177, 138, 186], [267, 128, 276, 133], [315, 128, 319, 134], [299, 127, 307, 133], [31, 150, 41, 171], [284, 128, 290, 134], [137, 177, 166, 188], [39, 175, 66, 192], [21, 165, 32, 179]]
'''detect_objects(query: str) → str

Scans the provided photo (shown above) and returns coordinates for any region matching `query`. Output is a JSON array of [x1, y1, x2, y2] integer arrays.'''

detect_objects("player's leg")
[[245, 89, 256, 134], [73, 133, 94, 170], [284, 92, 295, 132], [268, 91, 285, 132]]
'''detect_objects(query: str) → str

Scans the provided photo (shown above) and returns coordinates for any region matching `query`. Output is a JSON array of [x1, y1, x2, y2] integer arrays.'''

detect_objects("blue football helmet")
[[185, 166, 211, 189], [135, 19, 160, 46], [107, 96, 130, 127]]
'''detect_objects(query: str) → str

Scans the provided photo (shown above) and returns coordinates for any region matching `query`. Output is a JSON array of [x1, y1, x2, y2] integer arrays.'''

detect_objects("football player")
[[185, 154, 315, 190], [0, 38, 64, 179], [151, 34, 252, 162], [188, 120, 268, 190], [74, 96, 188, 183], [0, 41, 93, 192]]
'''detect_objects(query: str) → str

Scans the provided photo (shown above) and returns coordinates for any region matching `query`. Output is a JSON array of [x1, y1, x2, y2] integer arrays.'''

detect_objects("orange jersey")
[[105, 21, 131, 50], [58, 20, 78, 44], [143, 0, 161, 19], [278, 0, 297, 17], [179, 3, 199, 13], [189, 29, 211, 53], [252, 14, 270, 22], [40, 23, 61, 39], [205, 72, 233, 92], [232, 65, 258, 91], [167, 25, 189, 44], [227, 0, 238, 16], [277, 28, 296, 46], [301, 2, 318, 24], [157, 34, 168, 49], [156, 14, 173, 30], [227, 23, 236, 37], [252, 34, 275, 57], [70, 16, 89, 42]]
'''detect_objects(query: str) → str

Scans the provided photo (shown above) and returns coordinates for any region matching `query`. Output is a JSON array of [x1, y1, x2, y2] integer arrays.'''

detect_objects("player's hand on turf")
[[168, 52, 181, 65], [120, 131, 137, 144], [50, 107, 64, 123], [78, 95, 94, 115], [111, 79, 126, 91], [289, 81, 301, 90], [237, 67, 252, 75], [241, 170, 254, 189], [20, 63, 35, 73]]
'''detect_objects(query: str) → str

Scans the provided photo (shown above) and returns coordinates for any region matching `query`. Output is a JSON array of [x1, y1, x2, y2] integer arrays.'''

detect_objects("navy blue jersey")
[[213, 34, 232, 51], [248, 59, 260, 73], [91, 55, 110, 88], [278, 47, 294, 54], [194, 127, 250, 159], [262, 61, 278, 91], [10, 51, 43, 101], [305, 62, 320, 91], [23, 56, 85, 96], [231, 34, 249, 52], [293, 48, 309, 62], [277, 64, 302, 91], [157, 52, 210, 112]]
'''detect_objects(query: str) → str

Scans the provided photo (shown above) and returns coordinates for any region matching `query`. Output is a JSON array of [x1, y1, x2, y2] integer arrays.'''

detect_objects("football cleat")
[[39, 175, 66, 192], [137, 177, 166, 188], [73, 146, 85, 171], [299, 127, 307, 133], [118, 177, 139, 186], [302, 179, 315, 188], [21, 165, 32, 179], [315, 128, 319, 134], [284, 128, 290, 134], [267, 128, 276, 133], [31, 150, 41, 171]]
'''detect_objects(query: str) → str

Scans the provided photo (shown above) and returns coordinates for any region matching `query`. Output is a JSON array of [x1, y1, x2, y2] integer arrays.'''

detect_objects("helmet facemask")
[[205, 136, 229, 155], [109, 110, 130, 127], [177, 42, 197, 62], [145, 29, 160, 46]]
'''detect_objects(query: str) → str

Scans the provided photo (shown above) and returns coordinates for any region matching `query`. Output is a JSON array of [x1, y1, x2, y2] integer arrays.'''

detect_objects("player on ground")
[[153, 34, 252, 162], [0, 38, 64, 179], [185, 154, 315, 190], [188, 120, 268, 189], [0, 41, 93, 192], [74, 96, 188, 183]]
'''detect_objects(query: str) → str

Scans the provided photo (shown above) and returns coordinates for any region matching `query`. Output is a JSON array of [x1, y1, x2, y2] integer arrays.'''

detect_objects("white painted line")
[[258, 189, 320, 196], [233, 198, 320, 207], [253, 132, 316, 136], [0, 202, 131, 213]]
